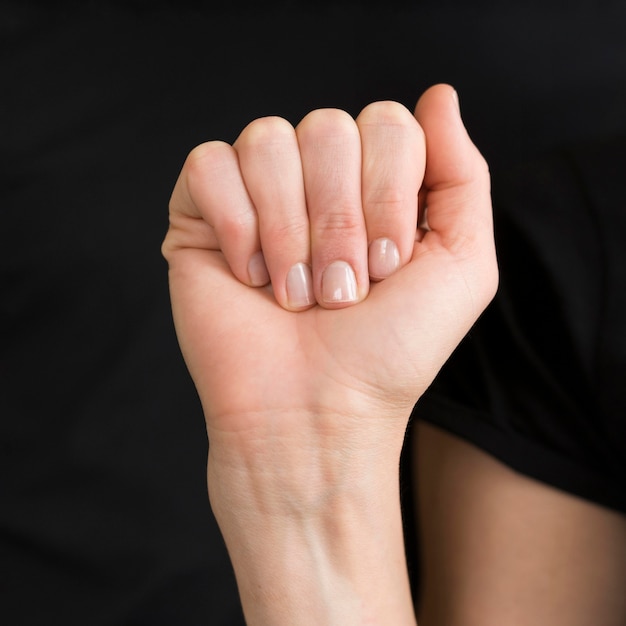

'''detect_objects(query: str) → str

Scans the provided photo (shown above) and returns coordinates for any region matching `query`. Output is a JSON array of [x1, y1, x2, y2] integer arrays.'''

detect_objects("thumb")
[[414, 84, 494, 257]]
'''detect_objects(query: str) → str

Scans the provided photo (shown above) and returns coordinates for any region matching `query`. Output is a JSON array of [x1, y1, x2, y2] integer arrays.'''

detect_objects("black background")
[[2, 1, 625, 624]]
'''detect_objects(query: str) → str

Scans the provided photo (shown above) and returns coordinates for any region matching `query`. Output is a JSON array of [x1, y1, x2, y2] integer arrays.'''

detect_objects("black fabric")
[[2, 0, 626, 623], [415, 135, 626, 513]]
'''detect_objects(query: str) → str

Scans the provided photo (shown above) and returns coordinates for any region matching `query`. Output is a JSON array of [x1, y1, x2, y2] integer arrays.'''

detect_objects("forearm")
[[207, 416, 417, 626], [165, 83, 494, 626]]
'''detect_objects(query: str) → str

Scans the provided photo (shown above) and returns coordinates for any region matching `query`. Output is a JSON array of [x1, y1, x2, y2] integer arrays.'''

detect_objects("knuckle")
[[219, 205, 257, 239], [238, 116, 294, 153], [184, 141, 235, 188], [357, 101, 421, 141], [270, 217, 309, 240], [297, 108, 357, 143], [314, 204, 363, 235], [359, 100, 414, 127], [364, 186, 408, 216], [185, 141, 231, 174]]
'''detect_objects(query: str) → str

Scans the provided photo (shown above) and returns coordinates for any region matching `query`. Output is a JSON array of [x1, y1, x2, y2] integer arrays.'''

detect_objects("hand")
[[162, 84, 497, 625], [165, 95, 427, 312]]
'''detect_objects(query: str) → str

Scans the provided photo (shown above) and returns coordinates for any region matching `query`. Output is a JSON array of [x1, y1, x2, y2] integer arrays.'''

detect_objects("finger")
[[296, 108, 369, 308], [413, 84, 494, 258], [413, 83, 498, 314], [234, 116, 315, 311], [167, 141, 269, 287], [356, 101, 425, 281]]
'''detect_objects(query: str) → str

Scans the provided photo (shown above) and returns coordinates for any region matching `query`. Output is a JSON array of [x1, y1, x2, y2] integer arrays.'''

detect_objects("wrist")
[[211, 466, 415, 626], [206, 413, 415, 625]]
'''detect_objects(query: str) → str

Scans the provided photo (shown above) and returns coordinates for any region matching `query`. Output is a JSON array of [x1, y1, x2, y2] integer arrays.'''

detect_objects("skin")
[[413, 422, 626, 626], [162, 83, 498, 624], [163, 79, 626, 624]]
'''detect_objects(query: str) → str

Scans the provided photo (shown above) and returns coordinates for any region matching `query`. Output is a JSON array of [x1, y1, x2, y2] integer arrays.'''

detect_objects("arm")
[[161, 84, 497, 625]]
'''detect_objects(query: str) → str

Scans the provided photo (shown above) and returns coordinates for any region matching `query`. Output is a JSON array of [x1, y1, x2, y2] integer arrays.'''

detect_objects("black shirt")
[[415, 135, 626, 514]]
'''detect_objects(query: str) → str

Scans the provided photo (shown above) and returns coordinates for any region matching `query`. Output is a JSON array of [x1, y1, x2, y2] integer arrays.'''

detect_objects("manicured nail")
[[248, 251, 270, 286], [322, 261, 357, 304], [286, 262, 314, 309], [368, 237, 400, 280]]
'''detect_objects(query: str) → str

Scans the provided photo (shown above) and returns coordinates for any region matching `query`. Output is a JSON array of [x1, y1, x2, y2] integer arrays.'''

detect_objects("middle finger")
[[297, 108, 369, 308]]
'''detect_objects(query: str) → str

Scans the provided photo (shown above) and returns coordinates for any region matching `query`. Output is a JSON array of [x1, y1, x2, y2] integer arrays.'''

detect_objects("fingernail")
[[368, 237, 400, 280], [248, 251, 269, 286], [452, 88, 461, 113], [322, 261, 357, 304], [286, 262, 314, 309]]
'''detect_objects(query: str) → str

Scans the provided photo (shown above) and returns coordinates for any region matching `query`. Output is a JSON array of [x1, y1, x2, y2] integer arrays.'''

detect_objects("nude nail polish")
[[286, 262, 314, 309], [322, 261, 357, 304], [248, 251, 269, 286], [368, 237, 400, 280]]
